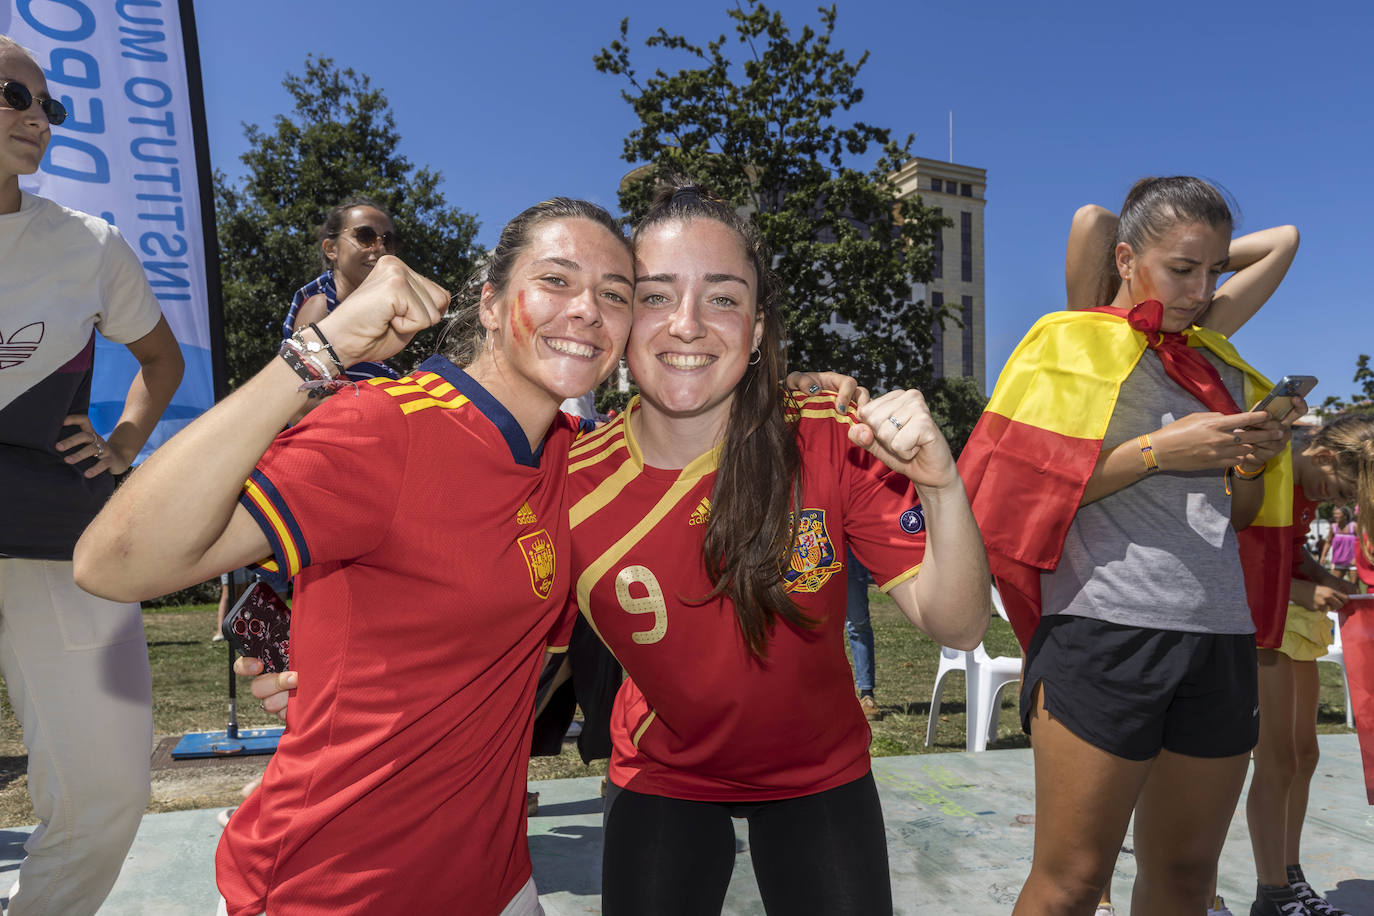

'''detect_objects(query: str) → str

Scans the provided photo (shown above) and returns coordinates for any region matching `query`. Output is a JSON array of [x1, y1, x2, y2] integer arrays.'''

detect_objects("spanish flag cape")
[[957, 306, 1293, 653]]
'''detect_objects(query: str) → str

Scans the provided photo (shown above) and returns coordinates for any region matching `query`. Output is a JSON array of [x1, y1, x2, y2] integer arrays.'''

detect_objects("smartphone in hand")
[[1251, 375, 1318, 422], [221, 580, 291, 673]]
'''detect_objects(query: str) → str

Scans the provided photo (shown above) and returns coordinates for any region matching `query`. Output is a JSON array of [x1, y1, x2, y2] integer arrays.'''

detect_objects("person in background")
[[283, 196, 403, 381], [1320, 506, 1358, 583], [845, 549, 883, 720], [0, 34, 185, 916]]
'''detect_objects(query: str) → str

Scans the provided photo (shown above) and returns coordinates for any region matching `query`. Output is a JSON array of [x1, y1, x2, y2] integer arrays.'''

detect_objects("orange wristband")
[[1138, 434, 1159, 472]]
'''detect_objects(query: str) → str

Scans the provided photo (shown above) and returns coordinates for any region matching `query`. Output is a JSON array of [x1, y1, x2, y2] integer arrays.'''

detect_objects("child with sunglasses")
[[282, 197, 403, 381], [0, 34, 185, 916]]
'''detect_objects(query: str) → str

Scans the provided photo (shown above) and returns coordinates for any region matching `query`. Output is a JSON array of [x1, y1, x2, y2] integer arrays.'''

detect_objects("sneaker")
[[216, 807, 235, 828], [211, 631, 225, 642], [526, 791, 539, 817], [1251, 884, 1313, 916], [1207, 895, 1235, 915], [859, 695, 883, 721], [1094, 904, 1116, 916], [1290, 881, 1347, 916]]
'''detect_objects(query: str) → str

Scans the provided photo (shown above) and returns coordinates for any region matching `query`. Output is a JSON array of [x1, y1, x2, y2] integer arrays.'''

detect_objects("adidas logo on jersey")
[[689, 497, 711, 527], [516, 502, 537, 525]]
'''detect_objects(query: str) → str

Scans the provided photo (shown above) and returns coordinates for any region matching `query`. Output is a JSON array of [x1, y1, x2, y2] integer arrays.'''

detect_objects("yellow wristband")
[[1232, 463, 1264, 480], [1138, 434, 1158, 472]]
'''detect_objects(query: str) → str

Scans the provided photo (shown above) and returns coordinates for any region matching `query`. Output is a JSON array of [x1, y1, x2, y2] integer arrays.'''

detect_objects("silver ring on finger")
[[93, 440, 104, 457], [807, 384, 820, 394], [1232, 434, 1241, 445], [888, 416, 904, 430]]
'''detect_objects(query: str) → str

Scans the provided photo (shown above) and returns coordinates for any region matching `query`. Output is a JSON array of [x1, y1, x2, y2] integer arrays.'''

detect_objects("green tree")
[[214, 56, 480, 389], [595, 1, 951, 396], [1319, 354, 1374, 416]]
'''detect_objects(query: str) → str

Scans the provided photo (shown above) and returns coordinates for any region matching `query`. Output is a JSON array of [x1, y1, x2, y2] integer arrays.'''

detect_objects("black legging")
[[601, 771, 893, 916]]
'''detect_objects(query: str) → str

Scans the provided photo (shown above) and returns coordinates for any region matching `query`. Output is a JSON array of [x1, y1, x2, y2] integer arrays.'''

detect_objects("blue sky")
[[195, 0, 1371, 407]]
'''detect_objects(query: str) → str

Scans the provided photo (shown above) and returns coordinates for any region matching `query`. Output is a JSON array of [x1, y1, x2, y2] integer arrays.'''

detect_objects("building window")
[[930, 178, 943, 192], [932, 224, 943, 280], [961, 295, 975, 378], [960, 212, 973, 282], [960, 183, 973, 197], [931, 291, 944, 379]]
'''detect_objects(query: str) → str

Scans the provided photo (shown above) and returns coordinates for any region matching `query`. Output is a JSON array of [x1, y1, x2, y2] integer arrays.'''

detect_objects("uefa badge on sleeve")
[[899, 506, 925, 535]]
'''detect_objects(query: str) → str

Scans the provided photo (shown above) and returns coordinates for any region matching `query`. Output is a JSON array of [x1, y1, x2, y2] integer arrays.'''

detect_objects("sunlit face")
[[1118, 220, 1231, 333], [628, 218, 763, 431], [1296, 446, 1357, 504], [0, 51, 52, 181], [1333, 506, 1351, 526], [323, 206, 395, 289], [480, 217, 633, 405]]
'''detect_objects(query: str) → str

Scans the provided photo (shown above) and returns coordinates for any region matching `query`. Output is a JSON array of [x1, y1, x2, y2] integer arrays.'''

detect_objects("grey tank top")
[[1039, 349, 1254, 635]]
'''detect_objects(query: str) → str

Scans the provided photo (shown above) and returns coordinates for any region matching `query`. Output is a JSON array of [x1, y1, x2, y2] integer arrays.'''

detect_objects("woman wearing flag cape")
[[959, 176, 1297, 915]]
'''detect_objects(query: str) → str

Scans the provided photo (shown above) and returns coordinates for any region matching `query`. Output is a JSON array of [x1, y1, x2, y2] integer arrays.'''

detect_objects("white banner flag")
[[5, 0, 217, 457]]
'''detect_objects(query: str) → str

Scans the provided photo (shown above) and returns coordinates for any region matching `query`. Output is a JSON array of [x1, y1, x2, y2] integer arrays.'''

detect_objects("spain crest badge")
[[518, 529, 557, 599], [782, 508, 842, 594]]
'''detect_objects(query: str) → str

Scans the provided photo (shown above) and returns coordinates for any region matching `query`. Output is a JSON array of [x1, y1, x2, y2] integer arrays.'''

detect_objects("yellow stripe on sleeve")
[[242, 478, 302, 577]]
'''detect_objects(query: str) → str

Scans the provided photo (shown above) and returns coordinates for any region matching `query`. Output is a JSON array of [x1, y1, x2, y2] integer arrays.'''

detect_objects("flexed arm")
[[73, 258, 447, 601], [848, 389, 991, 651]]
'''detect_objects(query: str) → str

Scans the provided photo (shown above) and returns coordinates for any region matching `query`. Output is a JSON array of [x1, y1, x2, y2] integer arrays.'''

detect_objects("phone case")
[[221, 580, 292, 672]]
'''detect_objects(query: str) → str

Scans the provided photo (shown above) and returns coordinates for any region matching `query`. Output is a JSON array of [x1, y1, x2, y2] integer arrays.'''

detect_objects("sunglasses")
[[333, 224, 398, 252], [1, 79, 67, 126]]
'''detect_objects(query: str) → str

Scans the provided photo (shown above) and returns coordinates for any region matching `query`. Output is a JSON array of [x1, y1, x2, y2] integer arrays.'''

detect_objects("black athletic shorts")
[[1019, 614, 1259, 761]]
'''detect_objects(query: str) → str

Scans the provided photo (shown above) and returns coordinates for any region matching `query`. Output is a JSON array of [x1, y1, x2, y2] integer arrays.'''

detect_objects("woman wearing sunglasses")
[[0, 34, 185, 916], [283, 197, 403, 380]]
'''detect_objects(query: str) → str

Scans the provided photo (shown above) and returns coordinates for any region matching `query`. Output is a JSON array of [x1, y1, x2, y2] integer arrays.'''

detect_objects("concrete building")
[[890, 156, 988, 392]]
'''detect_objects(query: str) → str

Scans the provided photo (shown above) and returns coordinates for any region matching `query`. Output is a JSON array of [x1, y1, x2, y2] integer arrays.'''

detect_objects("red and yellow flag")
[[958, 309, 1292, 651]]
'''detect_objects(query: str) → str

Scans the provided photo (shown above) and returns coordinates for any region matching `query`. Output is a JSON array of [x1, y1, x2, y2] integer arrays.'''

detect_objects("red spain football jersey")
[[565, 393, 927, 801], [218, 356, 576, 916]]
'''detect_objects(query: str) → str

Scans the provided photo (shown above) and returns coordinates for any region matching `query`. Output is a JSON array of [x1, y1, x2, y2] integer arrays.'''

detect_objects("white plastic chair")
[[925, 586, 1022, 752], [1316, 610, 1353, 729]]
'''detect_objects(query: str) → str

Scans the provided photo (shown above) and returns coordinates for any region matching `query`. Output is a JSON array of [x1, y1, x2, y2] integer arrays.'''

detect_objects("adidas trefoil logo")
[[689, 497, 711, 527], [516, 502, 537, 525]]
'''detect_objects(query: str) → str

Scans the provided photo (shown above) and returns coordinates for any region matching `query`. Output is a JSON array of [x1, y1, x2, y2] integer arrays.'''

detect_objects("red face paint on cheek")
[[510, 291, 536, 344]]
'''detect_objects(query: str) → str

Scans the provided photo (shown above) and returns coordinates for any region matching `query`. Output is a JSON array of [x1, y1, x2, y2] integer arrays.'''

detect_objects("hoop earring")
[[748, 346, 761, 366]]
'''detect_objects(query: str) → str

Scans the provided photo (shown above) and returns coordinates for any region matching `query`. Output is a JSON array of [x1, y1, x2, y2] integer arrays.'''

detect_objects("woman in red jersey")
[[74, 198, 635, 916], [567, 185, 991, 915], [243, 185, 991, 915]]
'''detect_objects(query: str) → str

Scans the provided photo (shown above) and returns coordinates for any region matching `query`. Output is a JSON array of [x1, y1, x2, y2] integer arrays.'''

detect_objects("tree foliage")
[[1319, 354, 1374, 417], [214, 56, 480, 389], [595, 1, 952, 396]]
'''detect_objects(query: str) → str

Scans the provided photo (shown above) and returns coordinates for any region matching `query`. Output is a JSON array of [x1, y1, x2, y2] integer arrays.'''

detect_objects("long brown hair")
[[632, 184, 806, 659], [1308, 413, 1374, 544]]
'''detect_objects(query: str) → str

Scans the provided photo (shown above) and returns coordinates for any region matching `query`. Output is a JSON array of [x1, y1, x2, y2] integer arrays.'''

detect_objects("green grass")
[[0, 595, 1358, 826]]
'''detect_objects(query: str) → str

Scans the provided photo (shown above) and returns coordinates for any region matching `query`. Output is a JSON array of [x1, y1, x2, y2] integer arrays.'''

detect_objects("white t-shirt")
[[0, 192, 162, 559]]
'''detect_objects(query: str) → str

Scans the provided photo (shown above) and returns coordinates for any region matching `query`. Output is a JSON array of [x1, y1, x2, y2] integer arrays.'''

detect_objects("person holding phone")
[[282, 196, 403, 381], [0, 34, 185, 916], [961, 176, 1296, 914], [74, 198, 635, 916]]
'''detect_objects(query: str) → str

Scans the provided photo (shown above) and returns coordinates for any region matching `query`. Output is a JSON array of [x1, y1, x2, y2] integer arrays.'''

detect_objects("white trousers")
[[0, 558, 152, 916]]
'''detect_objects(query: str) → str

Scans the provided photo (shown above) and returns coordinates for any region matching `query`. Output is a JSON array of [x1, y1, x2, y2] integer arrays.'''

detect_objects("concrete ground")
[[2, 735, 1370, 915]]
